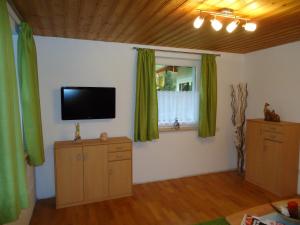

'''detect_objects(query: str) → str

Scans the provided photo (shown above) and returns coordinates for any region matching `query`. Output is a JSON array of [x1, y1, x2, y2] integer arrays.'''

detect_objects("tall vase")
[[230, 83, 248, 174]]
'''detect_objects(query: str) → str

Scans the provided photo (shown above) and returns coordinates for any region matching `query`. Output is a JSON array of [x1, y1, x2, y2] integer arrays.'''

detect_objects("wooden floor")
[[30, 171, 284, 225]]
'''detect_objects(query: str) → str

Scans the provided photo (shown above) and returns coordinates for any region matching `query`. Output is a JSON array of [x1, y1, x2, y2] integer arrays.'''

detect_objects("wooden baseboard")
[[56, 193, 133, 209], [133, 168, 238, 185]]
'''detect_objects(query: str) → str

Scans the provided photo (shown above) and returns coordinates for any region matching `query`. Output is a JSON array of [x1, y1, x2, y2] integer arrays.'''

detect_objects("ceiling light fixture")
[[193, 16, 204, 29], [193, 8, 257, 33], [211, 17, 223, 31]]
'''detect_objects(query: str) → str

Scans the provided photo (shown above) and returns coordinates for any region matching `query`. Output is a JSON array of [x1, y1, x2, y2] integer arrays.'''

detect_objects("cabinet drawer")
[[263, 131, 284, 142], [108, 151, 131, 161], [108, 143, 131, 152], [262, 124, 283, 134]]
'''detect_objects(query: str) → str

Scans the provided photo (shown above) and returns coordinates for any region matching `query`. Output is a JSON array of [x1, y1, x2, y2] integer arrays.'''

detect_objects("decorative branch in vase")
[[230, 83, 248, 175]]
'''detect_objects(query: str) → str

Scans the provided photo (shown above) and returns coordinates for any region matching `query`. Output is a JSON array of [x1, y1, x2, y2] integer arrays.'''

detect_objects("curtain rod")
[[132, 47, 221, 57]]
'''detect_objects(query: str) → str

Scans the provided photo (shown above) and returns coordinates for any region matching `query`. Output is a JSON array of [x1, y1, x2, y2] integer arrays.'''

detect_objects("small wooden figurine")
[[74, 122, 81, 142], [264, 103, 280, 122]]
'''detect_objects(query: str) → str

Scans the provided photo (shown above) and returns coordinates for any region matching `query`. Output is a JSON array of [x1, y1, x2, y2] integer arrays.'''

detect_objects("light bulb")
[[243, 22, 257, 32], [211, 18, 223, 31], [226, 20, 239, 33], [193, 16, 204, 29]]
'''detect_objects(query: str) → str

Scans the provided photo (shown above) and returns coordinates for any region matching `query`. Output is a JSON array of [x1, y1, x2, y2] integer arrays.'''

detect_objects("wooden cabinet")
[[55, 146, 84, 206], [83, 145, 108, 201], [54, 137, 132, 208], [245, 119, 300, 197], [109, 160, 132, 197]]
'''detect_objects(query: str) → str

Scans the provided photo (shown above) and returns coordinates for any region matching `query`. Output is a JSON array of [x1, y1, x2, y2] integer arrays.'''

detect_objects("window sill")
[[159, 125, 197, 132]]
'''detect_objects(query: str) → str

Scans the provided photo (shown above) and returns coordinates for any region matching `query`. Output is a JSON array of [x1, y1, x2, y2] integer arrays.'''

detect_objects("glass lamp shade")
[[211, 18, 223, 31], [226, 20, 239, 33], [193, 16, 204, 29], [243, 22, 257, 32]]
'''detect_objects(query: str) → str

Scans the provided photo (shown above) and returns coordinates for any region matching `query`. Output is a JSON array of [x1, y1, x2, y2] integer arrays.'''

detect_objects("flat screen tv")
[[61, 87, 115, 120]]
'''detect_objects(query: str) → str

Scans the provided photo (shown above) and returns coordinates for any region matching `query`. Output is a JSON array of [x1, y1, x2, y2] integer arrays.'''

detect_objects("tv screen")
[[61, 87, 115, 120]]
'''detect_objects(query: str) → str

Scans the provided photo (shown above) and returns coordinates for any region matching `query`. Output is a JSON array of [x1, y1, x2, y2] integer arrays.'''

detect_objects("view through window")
[[156, 64, 198, 127]]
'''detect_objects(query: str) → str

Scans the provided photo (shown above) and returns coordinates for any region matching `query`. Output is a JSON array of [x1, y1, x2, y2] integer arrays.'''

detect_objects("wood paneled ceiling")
[[11, 0, 300, 53]]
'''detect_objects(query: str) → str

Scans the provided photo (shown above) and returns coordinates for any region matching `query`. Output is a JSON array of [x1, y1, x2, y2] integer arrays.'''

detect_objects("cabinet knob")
[[83, 153, 88, 161], [76, 154, 82, 161]]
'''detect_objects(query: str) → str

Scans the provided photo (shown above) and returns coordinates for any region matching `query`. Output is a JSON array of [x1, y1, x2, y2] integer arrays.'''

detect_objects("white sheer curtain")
[[158, 91, 198, 126]]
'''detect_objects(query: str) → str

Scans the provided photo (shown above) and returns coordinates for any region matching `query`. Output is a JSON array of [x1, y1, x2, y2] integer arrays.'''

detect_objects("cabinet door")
[[245, 122, 264, 185], [55, 147, 84, 206], [261, 139, 281, 194], [83, 145, 108, 201], [109, 160, 132, 197]]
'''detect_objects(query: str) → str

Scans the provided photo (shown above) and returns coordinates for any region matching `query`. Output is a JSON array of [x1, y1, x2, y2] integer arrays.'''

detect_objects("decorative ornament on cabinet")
[[100, 132, 108, 141], [74, 122, 81, 142], [264, 103, 280, 122]]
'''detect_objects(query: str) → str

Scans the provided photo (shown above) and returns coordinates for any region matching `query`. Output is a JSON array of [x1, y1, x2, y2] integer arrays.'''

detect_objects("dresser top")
[[247, 119, 300, 126], [55, 136, 132, 148]]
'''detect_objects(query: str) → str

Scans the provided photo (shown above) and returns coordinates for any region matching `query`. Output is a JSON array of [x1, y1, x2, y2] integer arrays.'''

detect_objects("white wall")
[[243, 41, 300, 193], [35, 36, 244, 199]]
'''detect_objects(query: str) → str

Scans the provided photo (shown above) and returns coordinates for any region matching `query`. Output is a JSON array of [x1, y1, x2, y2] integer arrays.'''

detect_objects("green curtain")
[[198, 54, 217, 137], [18, 22, 45, 166], [134, 49, 159, 142], [0, 0, 29, 223]]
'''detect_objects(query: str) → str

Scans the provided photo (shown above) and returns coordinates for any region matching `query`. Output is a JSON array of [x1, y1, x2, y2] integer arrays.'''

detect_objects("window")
[[155, 56, 200, 128]]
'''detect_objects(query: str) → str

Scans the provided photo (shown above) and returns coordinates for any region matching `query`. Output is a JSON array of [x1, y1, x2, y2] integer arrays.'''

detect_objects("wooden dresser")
[[54, 137, 132, 208], [245, 119, 300, 197]]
